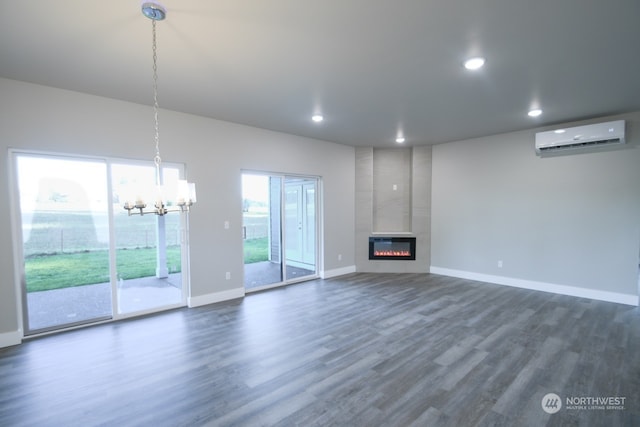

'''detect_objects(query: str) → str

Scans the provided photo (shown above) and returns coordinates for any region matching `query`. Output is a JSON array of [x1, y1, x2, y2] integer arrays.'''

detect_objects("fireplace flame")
[[373, 250, 411, 257]]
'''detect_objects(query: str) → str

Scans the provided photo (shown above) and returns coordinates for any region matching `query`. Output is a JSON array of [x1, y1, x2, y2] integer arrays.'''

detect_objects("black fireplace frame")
[[368, 237, 416, 260]]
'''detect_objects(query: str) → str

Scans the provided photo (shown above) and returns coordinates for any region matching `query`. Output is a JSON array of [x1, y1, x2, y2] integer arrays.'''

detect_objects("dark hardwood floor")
[[1, 273, 638, 426]]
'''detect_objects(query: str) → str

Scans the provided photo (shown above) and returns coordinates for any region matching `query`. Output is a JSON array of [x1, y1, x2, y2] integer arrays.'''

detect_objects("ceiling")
[[1, 0, 639, 147]]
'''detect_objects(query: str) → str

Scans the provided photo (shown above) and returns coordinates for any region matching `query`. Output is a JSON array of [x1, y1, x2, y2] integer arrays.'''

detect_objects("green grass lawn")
[[244, 237, 268, 264], [25, 236, 268, 293], [25, 246, 181, 292]]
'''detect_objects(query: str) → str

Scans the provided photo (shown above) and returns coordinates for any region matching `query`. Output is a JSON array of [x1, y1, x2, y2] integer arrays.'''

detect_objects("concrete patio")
[[26, 273, 182, 332], [244, 261, 315, 290]]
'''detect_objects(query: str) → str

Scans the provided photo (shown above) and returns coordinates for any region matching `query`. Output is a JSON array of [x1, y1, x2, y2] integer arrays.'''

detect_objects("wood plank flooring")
[[0, 273, 638, 426]]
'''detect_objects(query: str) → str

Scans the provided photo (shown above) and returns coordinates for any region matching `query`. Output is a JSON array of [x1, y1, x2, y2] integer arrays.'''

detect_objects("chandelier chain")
[[123, 2, 196, 216], [152, 20, 162, 182]]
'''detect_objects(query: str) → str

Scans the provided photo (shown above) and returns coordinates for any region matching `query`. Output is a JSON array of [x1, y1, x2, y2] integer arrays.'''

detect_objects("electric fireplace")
[[369, 237, 416, 260]]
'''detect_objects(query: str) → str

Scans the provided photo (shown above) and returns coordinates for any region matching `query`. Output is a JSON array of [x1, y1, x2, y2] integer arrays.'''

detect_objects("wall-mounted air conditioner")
[[535, 120, 625, 155]]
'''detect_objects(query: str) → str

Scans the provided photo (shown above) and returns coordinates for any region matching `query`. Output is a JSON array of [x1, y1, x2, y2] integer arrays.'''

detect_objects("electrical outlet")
[[498, 260, 503, 268], [225, 272, 231, 280], [224, 221, 230, 229], [338, 254, 342, 261]]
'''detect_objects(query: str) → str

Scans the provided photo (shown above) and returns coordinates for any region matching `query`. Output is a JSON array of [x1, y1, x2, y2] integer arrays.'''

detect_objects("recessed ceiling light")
[[528, 109, 542, 118], [312, 115, 323, 123], [464, 57, 486, 70], [396, 137, 405, 143]]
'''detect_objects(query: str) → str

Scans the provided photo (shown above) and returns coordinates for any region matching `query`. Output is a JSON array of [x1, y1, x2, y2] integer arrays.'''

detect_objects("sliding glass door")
[[242, 172, 318, 291], [16, 155, 113, 332], [111, 163, 185, 314], [13, 152, 188, 335], [242, 174, 283, 289]]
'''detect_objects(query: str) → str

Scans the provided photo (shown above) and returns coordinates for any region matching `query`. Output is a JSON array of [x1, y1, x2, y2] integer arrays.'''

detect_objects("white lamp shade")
[[177, 180, 196, 204], [188, 182, 197, 203], [155, 184, 166, 207]]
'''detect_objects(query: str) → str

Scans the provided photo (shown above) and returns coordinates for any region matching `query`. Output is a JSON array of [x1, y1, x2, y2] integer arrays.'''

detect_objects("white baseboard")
[[321, 265, 357, 279], [188, 287, 245, 308], [0, 330, 23, 348], [430, 266, 638, 306]]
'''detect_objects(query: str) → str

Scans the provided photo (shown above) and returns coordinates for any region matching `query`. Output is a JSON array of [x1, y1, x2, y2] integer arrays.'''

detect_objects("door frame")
[[9, 149, 191, 336], [242, 170, 321, 292]]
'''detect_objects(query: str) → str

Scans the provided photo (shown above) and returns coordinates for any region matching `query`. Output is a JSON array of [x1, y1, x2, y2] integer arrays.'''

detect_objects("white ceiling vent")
[[535, 120, 625, 156]]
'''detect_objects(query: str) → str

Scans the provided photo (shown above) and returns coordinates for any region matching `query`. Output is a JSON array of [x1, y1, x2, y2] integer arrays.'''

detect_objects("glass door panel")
[[243, 174, 283, 290], [111, 163, 183, 314], [284, 184, 302, 263], [285, 177, 317, 281], [302, 184, 316, 266], [16, 155, 112, 333]]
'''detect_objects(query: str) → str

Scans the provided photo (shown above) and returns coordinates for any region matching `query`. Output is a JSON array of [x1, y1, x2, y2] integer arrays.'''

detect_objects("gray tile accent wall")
[[355, 147, 374, 267], [355, 146, 432, 273], [372, 148, 412, 232], [412, 146, 432, 269]]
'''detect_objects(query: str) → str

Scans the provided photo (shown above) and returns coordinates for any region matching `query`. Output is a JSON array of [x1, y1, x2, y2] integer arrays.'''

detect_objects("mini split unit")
[[535, 120, 626, 156]]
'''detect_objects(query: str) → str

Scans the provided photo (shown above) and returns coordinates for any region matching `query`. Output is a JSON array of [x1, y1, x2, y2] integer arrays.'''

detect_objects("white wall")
[[0, 78, 356, 344], [431, 112, 640, 304]]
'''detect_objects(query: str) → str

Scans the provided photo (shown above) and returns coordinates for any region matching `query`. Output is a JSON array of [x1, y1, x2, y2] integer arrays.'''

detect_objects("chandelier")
[[124, 2, 196, 216]]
